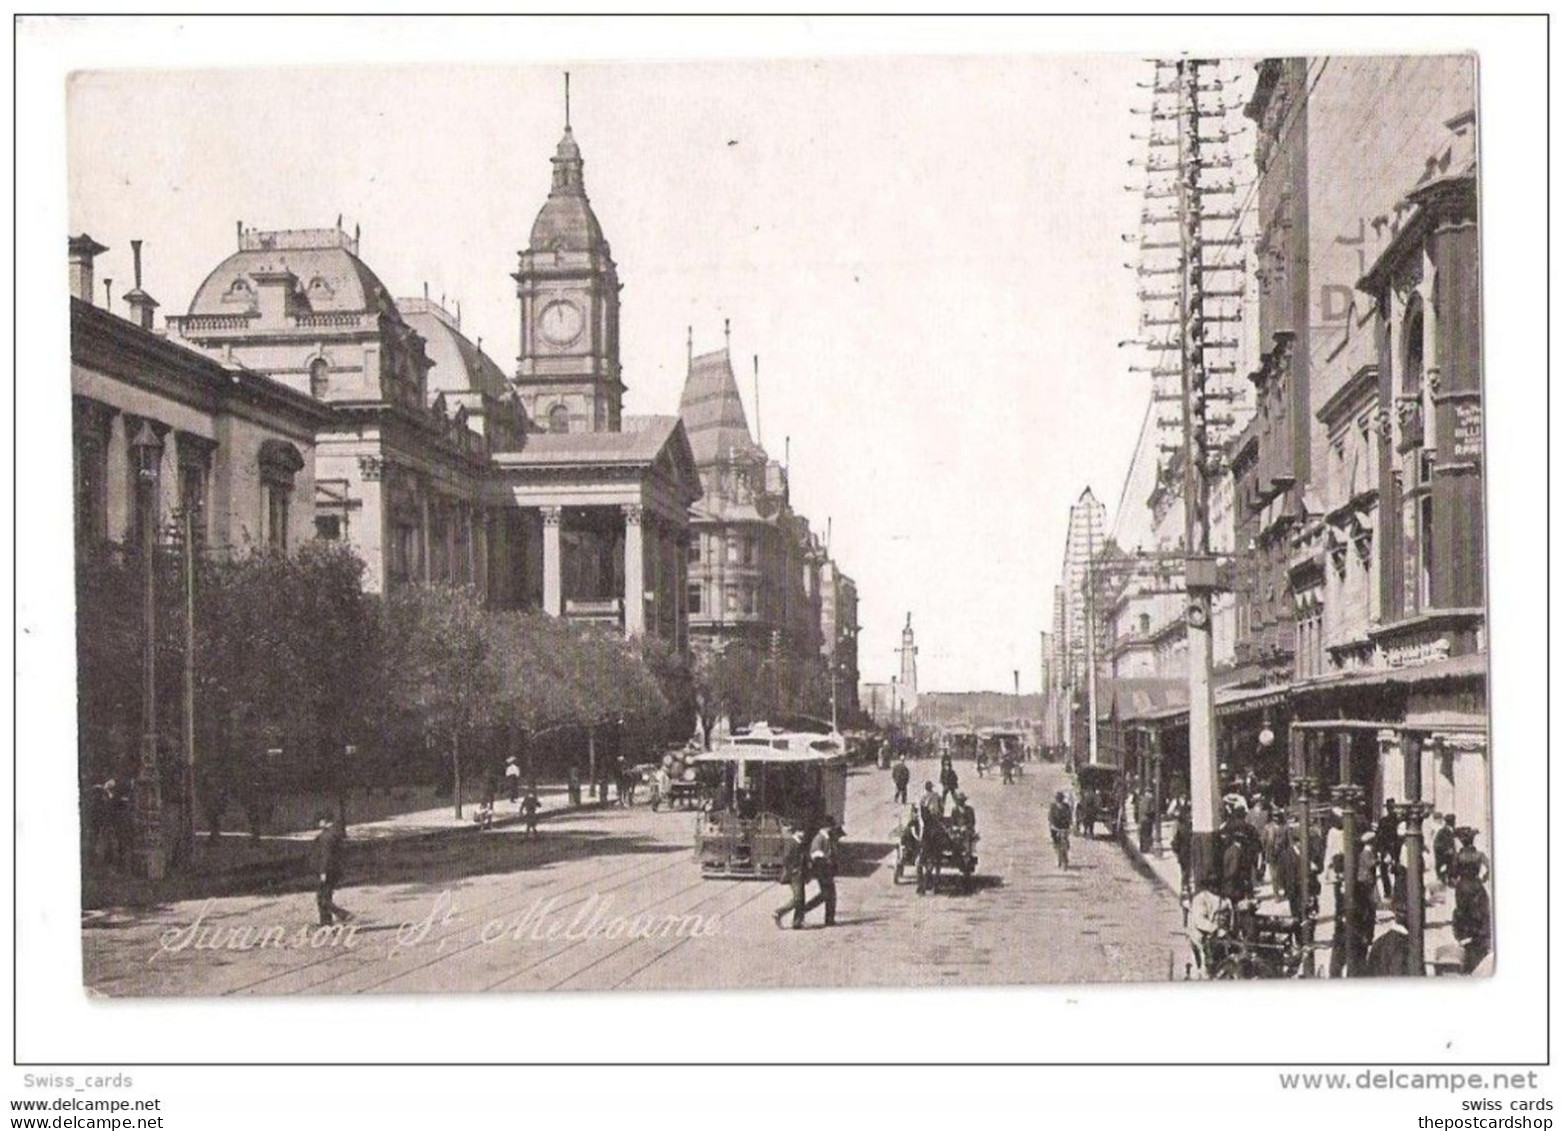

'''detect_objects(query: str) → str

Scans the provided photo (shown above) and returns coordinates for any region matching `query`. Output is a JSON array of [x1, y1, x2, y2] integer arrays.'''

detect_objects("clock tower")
[[514, 92, 623, 433]]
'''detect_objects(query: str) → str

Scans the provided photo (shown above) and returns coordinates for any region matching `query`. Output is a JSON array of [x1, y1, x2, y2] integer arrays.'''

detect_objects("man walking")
[[1433, 813, 1457, 887], [1375, 799, 1401, 899], [312, 813, 351, 927], [891, 755, 911, 805], [504, 756, 522, 807], [773, 825, 811, 930], [803, 817, 844, 927]]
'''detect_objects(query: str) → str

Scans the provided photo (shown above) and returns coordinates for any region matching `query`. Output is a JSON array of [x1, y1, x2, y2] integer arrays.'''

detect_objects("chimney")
[[68, 234, 108, 304], [122, 239, 160, 330]]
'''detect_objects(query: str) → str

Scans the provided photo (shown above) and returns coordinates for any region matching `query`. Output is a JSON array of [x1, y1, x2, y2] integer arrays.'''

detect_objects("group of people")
[[973, 746, 1021, 785], [773, 816, 846, 929], [1175, 788, 1493, 978], [476, 756, 541, 834]]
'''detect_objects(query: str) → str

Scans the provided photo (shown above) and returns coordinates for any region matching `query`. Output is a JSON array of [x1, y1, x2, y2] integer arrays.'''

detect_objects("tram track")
[[223, 847, 690, 997]]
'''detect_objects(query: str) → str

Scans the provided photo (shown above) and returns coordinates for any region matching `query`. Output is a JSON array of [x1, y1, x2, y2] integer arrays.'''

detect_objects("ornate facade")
[[160, 115, 701, 645]]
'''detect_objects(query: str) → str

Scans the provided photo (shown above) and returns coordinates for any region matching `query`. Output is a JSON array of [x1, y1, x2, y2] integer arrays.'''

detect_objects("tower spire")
[[564, 71, 571, 129], [724, 317, 731, 355], [753, 354, 762, 446], [687, 325, 693, 368]]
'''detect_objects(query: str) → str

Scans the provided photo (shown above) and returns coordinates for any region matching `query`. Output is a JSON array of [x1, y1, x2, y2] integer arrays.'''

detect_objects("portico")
[[486, 415, 701, 643]]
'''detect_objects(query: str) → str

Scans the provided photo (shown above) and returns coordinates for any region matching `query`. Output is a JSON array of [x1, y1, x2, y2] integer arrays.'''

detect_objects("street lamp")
[[128, 420, 166, 880]]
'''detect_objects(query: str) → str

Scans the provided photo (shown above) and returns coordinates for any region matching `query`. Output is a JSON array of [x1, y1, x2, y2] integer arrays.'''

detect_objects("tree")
[[382, 583, 496, 819], [691, 641, 768, 747]]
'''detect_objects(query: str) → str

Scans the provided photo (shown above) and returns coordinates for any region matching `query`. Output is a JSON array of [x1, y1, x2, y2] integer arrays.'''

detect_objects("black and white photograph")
[[9, 11, 1554, 1123]]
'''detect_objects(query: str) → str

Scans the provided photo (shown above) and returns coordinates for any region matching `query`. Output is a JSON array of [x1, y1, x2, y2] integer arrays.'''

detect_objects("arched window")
[[309, 357, 330, 399], [258, 439, 304, 553], [548, 404, 570, 434], [1403, 304, 1425, 398]]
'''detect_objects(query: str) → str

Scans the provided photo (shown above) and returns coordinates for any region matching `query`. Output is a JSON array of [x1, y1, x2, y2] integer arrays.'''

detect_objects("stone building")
[[165, 114, 702, 644], [70, 234, 333, 878], [1239, 56, 1486, 833], [677, 334, 846, 716]]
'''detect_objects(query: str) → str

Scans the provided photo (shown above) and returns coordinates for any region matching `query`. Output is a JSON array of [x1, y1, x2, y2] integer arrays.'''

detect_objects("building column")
[[419, 487, 432, 583], [542, 506, 562, 617], [623, 504, 645, 637]]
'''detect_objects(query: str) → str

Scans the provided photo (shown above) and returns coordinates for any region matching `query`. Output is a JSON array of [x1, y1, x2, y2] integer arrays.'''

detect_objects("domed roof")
[[187, 228, 401, 319], [527, 127, 607, 253], [398, 299, 510, 400]]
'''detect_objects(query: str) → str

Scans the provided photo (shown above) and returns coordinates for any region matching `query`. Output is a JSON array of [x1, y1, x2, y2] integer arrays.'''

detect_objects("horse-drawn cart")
[[892, 810, 977, 894]]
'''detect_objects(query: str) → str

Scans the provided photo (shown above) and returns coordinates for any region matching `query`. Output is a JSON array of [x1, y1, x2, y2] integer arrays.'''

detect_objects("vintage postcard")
[[69, 54, 1490, 996]]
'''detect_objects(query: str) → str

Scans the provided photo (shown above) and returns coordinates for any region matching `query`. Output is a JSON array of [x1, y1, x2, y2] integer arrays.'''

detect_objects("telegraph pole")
[[1125, 57, 1247, 889]]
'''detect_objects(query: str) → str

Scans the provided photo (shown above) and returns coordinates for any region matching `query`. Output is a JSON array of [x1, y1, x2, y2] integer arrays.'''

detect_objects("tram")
[[693, 723, 848, 879]]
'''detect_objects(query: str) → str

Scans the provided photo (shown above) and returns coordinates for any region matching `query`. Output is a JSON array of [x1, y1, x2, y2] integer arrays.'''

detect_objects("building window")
[[727, 537, 741, 565], [315, 515, 342, 541], [393, 521, 417, 581], [73, 401, 113, 546], [742, 536, 757, 566], [309, 357, 330, 399], [266, 483, 291, 552], [258, 439, 304, 555], [741, 586, 757, 616], [688, 584, 703, 615], [548, 404, 570, 434], [725, 588, 738, 614], [689, 536, 701, 564], [177, 461, 208, 549]]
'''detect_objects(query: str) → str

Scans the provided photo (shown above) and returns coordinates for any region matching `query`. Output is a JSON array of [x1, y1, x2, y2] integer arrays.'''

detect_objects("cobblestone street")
[[83, 759, 1185, 995]]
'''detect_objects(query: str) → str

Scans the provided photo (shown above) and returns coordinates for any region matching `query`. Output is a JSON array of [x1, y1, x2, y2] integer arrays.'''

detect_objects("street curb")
[[1116, 832, 1181, 899]]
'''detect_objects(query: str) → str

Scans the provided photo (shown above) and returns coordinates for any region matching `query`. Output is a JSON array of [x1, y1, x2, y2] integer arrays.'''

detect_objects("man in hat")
[[504, 755, 522, 807], [1432, 813, 1457, 888], [803, 817, 845, 927], [891, 754, 911, 805], [918, 780, 944, 826], [1365, 909, 1415, 977], [949, 790, 976, 839], [1375, 799, 1401, 899], [773, 825, 812, 930], [311, 812, 351, 927]]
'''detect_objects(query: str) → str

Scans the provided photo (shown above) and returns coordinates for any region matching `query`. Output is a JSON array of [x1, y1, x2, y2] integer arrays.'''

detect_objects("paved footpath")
[[83, 760, 1186, 995]]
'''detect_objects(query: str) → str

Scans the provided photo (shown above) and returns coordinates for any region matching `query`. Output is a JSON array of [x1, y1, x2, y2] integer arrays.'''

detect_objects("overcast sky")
[[69, 56, 1162, 692]]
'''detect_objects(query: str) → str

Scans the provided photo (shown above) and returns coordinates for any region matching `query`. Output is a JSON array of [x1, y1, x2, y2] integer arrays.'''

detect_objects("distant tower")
[[898, 612, 919, 717]]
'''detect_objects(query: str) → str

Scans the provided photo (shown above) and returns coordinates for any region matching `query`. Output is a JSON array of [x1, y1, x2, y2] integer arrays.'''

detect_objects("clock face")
[[539, 299, 584, 346]]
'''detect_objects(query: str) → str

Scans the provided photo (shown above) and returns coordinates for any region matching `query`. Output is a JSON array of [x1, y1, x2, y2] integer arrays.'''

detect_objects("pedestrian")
[[1375, 800, 1401, 899], [939, 756, 959, 802], [891, 755, 910, 805], [311, 813, 350, 927], [1000, 749, 1015, 785], [803, 817, 844, 927], [473, 797, 495, 830], [614, 756, 629, 807], [918, 780, 943, 826], [1261, 809, 1286, 900], [1450, 827, 1490, 884], [521, 788, 541, 837], [773, 825, 811, 929], [1137, 793, 1155, 854], [1452, 872, 1491, 974], [1365, 910, 1415, 977], [1171, 806, 1193, 893], [505, 756, 522, 806], [1433, 813, 1457, 887]]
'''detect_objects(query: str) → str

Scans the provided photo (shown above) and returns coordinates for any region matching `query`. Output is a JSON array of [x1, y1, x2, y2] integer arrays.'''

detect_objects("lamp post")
[[129, 420, 167, 880]]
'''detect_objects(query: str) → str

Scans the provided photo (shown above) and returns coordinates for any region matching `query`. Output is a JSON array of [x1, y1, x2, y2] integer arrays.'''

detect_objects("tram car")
[[693, 723, 848, 880]]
